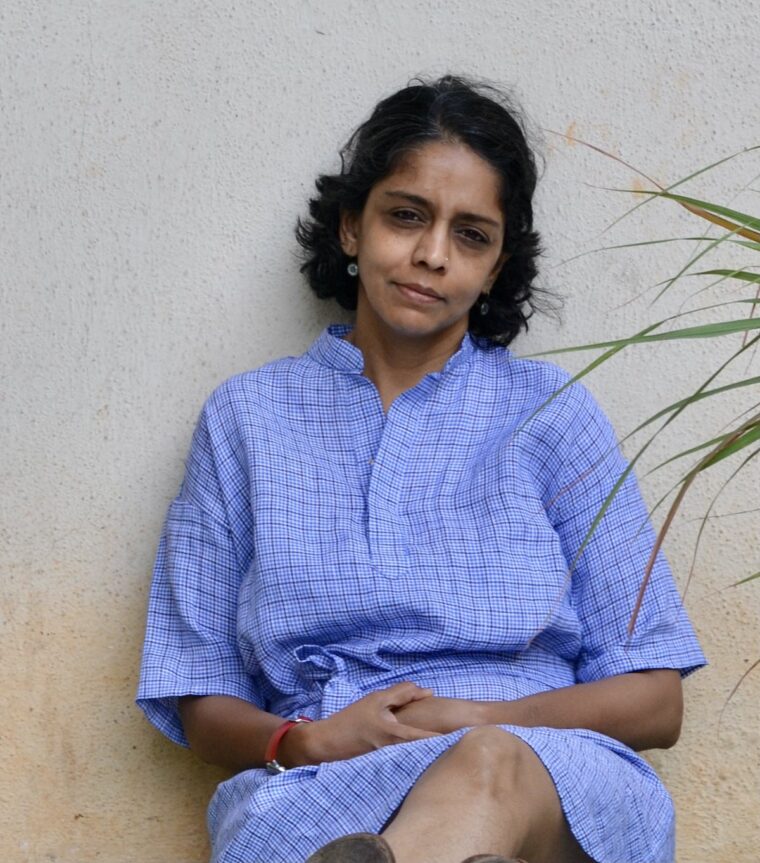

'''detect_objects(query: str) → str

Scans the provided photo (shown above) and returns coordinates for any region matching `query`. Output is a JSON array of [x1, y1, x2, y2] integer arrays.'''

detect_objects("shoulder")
[[474, 343, 601, 429], [200, 353, 314, 426], [473, 346, 622, 488]]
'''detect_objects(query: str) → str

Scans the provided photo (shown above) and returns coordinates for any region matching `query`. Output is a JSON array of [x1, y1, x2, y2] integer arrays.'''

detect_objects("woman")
[[137, 75, 705, 863]]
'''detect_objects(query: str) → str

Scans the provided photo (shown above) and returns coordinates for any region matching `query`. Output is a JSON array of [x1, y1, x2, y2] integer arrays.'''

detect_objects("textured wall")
[[1, 1, 758, 860]]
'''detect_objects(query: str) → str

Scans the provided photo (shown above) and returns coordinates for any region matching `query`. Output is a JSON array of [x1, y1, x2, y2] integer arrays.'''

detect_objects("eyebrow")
[[383, 190, 502, 229]]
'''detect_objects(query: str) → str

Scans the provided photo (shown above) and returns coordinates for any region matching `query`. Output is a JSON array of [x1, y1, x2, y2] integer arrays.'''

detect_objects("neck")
[[344, 309, 467, 412]]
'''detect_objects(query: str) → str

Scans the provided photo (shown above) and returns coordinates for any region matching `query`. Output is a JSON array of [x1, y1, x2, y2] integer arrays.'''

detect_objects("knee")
[[448, 726, 528, 795]]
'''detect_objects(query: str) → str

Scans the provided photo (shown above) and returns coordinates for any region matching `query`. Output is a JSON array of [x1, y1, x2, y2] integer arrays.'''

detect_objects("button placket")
[[366, 400, 415, 579]]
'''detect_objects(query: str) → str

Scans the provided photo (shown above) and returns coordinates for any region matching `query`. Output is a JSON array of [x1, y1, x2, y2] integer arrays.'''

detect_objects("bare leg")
[[380, 726, 593, 863]]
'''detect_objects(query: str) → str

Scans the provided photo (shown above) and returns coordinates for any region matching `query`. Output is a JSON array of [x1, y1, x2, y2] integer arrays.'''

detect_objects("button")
[[368, 457, 374, 465]]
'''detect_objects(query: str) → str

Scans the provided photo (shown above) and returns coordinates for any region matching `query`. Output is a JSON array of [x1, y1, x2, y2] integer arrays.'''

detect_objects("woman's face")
[[339, 140, 507, 347]]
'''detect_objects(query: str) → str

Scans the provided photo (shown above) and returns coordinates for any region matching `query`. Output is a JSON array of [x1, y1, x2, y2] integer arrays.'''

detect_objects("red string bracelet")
[[264, 716, 313, 774]]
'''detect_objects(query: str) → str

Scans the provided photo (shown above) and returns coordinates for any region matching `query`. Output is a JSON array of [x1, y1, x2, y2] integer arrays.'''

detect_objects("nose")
[[412, 224, 449, 270]]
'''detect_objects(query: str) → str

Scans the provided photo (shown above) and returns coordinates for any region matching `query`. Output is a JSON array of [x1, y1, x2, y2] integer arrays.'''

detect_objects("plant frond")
[[719, 658, 760, 726], [684, 446, 760, 602], [628, 415, 760, 635], [733, 571, 760, 587]]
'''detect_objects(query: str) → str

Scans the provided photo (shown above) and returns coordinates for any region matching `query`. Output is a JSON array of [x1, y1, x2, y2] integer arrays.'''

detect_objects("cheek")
[[360, 233, 406, 273], [454, 261, 495, 292]]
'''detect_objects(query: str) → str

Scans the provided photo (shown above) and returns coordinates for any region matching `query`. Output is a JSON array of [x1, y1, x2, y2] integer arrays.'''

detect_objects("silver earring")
[[347, 260, 359, 277], [478, 294, 490, 315]]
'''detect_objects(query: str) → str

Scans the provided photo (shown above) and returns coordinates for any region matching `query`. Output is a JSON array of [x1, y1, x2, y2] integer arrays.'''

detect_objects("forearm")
[[178, 682, 439, 773], [478, 669, 683, 751], [394, 669, 683, 750], [178, 695, 313, 773]]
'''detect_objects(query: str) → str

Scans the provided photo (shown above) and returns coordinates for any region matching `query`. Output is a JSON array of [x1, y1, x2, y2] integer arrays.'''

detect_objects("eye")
[[459, 227, 490, 245], [392, 209, 423, 223]]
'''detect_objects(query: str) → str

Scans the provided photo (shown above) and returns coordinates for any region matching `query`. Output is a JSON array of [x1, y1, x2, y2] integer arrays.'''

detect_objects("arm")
[[483, 669, 683, 750], [179, 682, 441, 773], [179, 695, 300, 773], [394, 387, 700, 752], [393, 669, 683, 751]]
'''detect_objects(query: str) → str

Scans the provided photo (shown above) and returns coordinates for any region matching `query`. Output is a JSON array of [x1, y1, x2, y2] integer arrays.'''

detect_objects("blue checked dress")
[[137, 323, 706, 863]]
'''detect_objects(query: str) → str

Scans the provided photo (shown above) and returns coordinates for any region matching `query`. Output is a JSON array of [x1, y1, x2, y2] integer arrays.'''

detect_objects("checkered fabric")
[[137, 324, 705, 863]]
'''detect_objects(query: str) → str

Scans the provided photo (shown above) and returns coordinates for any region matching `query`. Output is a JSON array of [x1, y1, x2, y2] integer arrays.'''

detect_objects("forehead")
[[373, 140, 504, 220]]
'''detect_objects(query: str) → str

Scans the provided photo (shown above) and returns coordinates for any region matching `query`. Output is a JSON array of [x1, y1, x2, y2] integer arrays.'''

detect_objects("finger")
[[406, 687, 435, 703], [388, 681, 431, 694], [380, 682, 434, 708]]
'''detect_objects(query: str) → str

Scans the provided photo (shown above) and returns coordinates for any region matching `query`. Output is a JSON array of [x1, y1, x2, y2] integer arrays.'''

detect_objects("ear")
[[339, 209, 360, 257]]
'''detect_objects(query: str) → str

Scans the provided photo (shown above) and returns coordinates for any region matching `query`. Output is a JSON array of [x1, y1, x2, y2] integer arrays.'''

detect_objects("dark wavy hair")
[[295, 74, 546, 346]]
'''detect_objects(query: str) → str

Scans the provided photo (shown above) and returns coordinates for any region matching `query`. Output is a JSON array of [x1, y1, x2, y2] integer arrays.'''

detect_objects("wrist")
[[475, 700, 498, 725], [277, 719, 319, 767], [476, 698, 522, 726], [265, 717, 314, 771]]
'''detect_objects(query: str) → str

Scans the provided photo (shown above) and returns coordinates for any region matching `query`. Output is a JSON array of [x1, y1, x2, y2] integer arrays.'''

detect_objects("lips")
[[394, 282, 443, 302]]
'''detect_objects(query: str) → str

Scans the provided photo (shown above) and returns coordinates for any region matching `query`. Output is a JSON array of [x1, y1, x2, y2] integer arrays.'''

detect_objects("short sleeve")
[[136, 397, 264, 746], [539, 381, 706, 683]]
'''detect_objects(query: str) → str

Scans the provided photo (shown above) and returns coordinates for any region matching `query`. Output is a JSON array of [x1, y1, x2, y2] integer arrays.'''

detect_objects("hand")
[[281, 681, 443, 766], [393, 695, 490, 734]]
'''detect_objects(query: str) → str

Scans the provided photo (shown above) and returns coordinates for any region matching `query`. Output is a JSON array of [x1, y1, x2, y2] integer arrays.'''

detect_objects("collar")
[[305, 323, 478, 377]]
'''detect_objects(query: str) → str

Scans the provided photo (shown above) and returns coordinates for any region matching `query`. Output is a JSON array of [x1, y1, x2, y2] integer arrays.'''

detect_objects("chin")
[[363, 297, 464, 342], [385, 317, 447, 340]]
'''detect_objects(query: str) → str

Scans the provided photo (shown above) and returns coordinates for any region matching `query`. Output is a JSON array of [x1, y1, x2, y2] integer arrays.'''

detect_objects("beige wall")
[[2, 1, 758, 860]]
